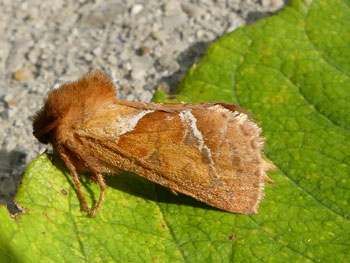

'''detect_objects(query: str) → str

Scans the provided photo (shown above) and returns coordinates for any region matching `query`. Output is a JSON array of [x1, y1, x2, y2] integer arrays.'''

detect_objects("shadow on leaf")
[[0, 235, 24, 263], [52, 153, 219, 213]]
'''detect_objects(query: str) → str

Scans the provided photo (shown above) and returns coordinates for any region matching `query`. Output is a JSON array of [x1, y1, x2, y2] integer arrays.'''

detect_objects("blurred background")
[[0, 0, 288, 212]]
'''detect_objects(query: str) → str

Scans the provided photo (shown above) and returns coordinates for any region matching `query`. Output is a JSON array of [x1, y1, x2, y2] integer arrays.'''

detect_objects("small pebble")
[[136, 46, 150, 56], [107, 54, 117, 64], [131, 4, 144, 15], [93, 47, 103, 56], [84, 53, 93, 62], [181, 3, 203, 17], [14, 67, 34, 82], [139, 90, 153, 102], [28, 48, 40, 64], [131, 68, 146, 80]]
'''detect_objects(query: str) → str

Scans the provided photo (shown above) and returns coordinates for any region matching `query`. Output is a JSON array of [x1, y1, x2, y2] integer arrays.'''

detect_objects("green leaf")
[[1, 0, 349, 262]]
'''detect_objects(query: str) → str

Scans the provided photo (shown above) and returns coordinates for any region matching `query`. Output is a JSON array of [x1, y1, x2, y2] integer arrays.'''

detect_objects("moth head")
[[33, 70, 118, 144], [32, 102, 59, 144]]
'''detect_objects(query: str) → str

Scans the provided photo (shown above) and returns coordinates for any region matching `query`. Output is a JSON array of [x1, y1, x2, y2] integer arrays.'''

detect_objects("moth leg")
[[170, 189, 179, 196], [90, 174, 98, 184], [88, 173, 106, 217], [56, 145, 89, 212]]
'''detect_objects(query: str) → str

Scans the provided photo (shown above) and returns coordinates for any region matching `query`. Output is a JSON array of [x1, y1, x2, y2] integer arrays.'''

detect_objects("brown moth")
[[33, 70, 275, 216]]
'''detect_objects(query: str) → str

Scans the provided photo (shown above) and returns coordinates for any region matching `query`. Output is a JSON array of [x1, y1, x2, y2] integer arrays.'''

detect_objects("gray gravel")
[[0, 0, 287, 213]]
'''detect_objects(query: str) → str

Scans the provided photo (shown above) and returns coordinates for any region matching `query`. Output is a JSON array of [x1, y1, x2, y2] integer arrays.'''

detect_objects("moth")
[[33, 70, 275, 216]]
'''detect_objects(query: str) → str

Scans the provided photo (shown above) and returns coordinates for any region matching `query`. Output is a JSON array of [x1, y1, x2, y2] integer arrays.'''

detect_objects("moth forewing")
[[77, 101, 274, 214], [33, 70, 275, 216]]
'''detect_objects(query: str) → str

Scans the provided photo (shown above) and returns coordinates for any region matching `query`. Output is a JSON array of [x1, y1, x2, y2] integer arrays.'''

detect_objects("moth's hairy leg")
[[170, 189, 178, 196], [90, 173, 98, 184], [65, 145, 108, 216], [89, 173, 106, 217], [56, 144, 89, 212]]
